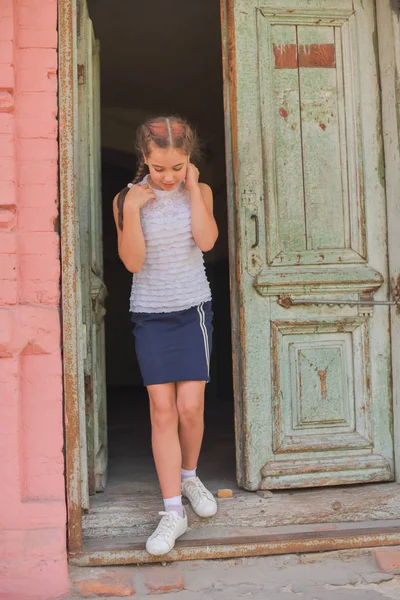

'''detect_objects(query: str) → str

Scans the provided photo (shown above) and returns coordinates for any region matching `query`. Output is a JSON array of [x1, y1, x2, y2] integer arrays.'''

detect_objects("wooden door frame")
[[59, 0, 400, 561], [376, 0, 400, 485], [59, 0, 84, 553]]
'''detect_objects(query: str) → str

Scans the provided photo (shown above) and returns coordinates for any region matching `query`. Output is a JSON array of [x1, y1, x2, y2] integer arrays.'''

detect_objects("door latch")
[[278, 296, 399, 308], [278, 294, 399, 317]]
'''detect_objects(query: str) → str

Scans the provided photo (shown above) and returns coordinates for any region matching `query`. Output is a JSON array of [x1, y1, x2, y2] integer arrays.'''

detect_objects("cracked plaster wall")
[[0, 1, 69, 599]]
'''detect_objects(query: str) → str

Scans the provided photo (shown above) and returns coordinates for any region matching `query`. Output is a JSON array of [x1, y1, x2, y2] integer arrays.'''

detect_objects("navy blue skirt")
[[130, 301, 213, 386]]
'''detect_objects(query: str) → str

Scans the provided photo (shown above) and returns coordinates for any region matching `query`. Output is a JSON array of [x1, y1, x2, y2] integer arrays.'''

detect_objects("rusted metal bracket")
[[78, 64, 85, 85]]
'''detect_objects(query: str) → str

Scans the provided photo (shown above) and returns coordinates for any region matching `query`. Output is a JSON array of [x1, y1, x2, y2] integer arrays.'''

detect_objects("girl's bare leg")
[[176, 380, 206, 470], [147, 382, 181, 499]]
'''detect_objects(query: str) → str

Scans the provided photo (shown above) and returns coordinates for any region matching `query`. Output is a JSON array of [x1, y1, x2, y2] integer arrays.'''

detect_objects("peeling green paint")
[[372, 24, 386, 189], [230, 0, 393, 491]]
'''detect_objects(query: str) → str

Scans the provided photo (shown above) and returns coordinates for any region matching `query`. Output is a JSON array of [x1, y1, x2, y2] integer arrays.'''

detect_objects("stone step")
[[70, 565, 184, 597]]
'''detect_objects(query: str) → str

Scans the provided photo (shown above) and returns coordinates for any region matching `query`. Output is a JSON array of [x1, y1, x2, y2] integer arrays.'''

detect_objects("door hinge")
[[78, 64, 85, 85]]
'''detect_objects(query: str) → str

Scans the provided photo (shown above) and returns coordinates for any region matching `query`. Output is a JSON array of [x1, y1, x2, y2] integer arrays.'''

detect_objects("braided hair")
[[116, 116, 200, 230]]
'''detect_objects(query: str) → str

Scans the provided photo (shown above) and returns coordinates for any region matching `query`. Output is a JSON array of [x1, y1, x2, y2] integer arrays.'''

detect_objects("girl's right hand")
[[124, 183, 156, 211]]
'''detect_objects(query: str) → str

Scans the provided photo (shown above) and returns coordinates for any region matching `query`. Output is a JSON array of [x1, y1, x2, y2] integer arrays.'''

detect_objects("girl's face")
[[145, 144, 189, 192]]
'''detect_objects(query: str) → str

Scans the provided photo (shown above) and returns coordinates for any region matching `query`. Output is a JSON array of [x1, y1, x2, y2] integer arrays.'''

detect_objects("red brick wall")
[[0, 1, 69, 598]]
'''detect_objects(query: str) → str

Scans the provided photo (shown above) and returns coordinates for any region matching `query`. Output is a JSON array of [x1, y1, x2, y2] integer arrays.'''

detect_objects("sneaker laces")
[[186, 478, 213, 503], [151, 511, 180, 539]]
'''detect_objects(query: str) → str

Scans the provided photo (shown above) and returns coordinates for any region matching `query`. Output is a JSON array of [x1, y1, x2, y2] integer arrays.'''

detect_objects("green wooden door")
[[76, 0, 108, 504], [223, 0, 394, 490]]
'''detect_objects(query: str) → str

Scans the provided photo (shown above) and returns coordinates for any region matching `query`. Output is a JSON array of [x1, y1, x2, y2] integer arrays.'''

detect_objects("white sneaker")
[[182, 477, 218, 518], [146, 511, 188, 556]]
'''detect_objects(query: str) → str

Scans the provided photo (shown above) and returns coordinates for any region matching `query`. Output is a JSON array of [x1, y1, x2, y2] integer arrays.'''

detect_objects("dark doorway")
[[85, 0, 235, 539]]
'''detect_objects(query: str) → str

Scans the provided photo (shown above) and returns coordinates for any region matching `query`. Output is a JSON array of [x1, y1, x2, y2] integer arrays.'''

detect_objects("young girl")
[[113, 116, 219, 556]]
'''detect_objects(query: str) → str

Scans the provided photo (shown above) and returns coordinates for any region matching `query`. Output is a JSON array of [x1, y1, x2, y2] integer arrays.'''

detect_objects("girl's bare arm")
[[189, 183, 218, 252], [113, 185, 154, 272]]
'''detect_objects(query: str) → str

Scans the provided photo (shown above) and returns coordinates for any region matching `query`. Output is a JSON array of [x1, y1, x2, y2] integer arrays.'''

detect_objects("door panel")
[[89, 31, 108, 493], [77, 0, 108, 500], [224, 0, 393, 490]]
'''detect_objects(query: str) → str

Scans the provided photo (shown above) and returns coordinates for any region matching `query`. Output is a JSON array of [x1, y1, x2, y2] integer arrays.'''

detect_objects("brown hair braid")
[[116, 116, 201, 230]]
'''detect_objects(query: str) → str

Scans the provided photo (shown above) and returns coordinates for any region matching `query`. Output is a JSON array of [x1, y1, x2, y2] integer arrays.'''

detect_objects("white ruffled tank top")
[[129, 175, 212, 313]]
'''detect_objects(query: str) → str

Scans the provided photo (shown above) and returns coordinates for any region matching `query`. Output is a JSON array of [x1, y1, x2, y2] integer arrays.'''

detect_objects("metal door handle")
[[251, 214, 259, 248]]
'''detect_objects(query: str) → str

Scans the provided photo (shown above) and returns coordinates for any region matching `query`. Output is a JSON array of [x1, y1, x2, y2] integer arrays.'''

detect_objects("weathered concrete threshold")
[[69, 518, 400, 567], [69, 545, 400, 597]]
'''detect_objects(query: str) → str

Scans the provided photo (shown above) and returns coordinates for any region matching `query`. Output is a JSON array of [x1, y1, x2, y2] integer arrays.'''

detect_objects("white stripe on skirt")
[[197, 302, 210, 378]]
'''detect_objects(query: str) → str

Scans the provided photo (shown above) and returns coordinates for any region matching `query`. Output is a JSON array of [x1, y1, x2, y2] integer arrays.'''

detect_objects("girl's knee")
[[150, 398, 177, 428], [177, 397, 203, 423]]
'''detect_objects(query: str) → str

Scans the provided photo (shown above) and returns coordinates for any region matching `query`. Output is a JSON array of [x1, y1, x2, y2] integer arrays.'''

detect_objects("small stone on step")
[[217, 489, 233, 498]]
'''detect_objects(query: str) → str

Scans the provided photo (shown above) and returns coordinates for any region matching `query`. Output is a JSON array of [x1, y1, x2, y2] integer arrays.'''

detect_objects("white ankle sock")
[[163, 495, 185, 518], [181, 468, 197, 481]]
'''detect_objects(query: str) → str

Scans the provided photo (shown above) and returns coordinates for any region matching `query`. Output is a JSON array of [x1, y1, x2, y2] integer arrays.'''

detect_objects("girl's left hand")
[[185, 162, 200, 191]]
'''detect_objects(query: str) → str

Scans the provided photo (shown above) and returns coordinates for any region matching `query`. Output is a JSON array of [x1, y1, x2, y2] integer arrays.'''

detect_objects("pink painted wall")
[[0, 0, 70, 598]]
